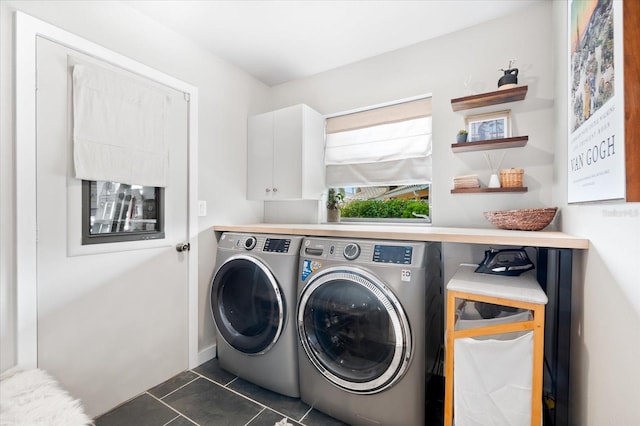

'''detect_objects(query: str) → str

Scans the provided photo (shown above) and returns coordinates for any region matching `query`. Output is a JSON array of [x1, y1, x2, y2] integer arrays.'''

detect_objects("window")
[[337, 185, 430, 223], [82, 180, 164, 244], [325, 97, 432, 222]]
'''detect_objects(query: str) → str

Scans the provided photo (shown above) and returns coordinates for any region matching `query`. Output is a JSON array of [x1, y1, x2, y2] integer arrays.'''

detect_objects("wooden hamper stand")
[[444, 265, 548, 426]]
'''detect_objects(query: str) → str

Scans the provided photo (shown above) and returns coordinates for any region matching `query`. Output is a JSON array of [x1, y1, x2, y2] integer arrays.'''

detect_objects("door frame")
[[15, 11, 199, 369]]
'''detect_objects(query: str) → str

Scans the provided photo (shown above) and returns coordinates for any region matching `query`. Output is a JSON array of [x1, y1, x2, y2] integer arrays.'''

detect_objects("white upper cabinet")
[[248, 104, 325, 200]]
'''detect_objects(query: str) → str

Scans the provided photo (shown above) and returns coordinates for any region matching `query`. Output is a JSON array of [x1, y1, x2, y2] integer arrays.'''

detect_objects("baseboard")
[[197, 344, 216, 366]]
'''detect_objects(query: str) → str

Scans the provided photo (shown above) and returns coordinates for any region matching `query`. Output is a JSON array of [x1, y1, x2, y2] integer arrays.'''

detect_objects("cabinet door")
[[300, 106, 326, 199], [272, 105, 303, 199], [247, 111, 274, 200]]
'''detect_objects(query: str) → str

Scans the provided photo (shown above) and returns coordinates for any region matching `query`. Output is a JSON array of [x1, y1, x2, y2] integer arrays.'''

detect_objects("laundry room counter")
[[212, 222, 586, 426], [212, 223, 589, 249]]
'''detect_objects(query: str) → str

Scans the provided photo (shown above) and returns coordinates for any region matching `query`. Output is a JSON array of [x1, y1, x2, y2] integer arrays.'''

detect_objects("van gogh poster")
[[568, 0, 625, 203]]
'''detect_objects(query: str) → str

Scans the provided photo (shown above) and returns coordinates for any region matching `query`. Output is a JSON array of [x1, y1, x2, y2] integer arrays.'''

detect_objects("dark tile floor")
[[94, 358, 444, 426], [93, 358, 347, 426]]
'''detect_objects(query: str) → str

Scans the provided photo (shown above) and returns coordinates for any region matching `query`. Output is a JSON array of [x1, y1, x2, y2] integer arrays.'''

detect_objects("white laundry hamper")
[[454, 304, 535, 425]]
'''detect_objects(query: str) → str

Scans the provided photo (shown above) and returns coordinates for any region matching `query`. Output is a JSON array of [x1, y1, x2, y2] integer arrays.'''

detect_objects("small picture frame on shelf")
[[465, 110, 511, 142]]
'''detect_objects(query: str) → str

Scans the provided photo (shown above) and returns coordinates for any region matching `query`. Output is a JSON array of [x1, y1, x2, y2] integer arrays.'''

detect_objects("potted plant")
[[457, 129, 468, 143], [326, 188, 345, 222]]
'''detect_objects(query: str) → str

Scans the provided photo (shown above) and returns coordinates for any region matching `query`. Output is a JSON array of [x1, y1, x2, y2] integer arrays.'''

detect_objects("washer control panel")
[[304, 238, 422, 266], [373, 245, 413, 264]]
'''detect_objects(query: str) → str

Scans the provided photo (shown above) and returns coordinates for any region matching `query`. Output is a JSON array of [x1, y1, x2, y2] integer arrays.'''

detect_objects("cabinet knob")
[[273, 187, 278, 193], [265, 188, 271, 193]]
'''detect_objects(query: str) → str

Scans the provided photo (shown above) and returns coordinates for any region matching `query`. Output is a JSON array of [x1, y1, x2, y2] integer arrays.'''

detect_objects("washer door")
[[297, 266, 412, 394], [211, 255, 284, 355]]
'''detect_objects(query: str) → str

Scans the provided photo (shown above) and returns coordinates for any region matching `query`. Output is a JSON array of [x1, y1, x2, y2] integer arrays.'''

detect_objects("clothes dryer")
[[210, 232, 302, 397], [297, 237, 442, 426]]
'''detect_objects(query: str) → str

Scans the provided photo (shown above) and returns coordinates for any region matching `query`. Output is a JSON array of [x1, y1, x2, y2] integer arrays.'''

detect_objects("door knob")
[[176, 242, 191, 252]]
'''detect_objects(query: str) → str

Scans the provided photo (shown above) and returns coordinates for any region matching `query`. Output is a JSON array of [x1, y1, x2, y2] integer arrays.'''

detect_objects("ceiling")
[[123, 0, 543, 86]]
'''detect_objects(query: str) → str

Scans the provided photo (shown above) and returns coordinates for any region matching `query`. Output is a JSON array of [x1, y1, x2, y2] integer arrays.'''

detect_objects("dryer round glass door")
[[297, 267, 412, 394], [211, 255, 284, 354]]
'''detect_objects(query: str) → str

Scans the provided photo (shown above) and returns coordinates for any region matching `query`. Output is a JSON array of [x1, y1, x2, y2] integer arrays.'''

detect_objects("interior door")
[[35, 37, 189, 417]]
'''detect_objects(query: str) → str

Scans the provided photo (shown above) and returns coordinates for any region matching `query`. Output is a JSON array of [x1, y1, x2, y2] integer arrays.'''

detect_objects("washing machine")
[[297, 237, 442, 426], [210, 232, 303, 398]]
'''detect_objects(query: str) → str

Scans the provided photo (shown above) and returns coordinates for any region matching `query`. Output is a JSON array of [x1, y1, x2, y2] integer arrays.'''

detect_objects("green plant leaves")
[[340, 199, 429, 219]]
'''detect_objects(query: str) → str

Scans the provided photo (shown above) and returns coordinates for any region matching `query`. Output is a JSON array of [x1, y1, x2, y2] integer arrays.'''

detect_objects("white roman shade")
[[72, 63, 168, 187], [325, 97, 432, 187]]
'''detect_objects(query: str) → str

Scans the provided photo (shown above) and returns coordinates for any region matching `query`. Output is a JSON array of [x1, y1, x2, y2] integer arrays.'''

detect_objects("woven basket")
[[483, 207, 558, 231], [499, 168, 524, 187]]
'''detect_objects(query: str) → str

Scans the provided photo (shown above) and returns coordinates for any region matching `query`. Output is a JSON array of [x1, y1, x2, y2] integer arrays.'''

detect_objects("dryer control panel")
[[263, 238, 291, 253], [218, 232, 302, 256]]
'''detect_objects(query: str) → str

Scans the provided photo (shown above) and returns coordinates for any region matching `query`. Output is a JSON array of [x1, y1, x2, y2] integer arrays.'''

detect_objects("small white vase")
[[488, 174, 501, 188]]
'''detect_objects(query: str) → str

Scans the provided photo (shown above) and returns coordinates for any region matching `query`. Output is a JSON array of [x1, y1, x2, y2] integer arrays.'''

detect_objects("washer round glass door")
[[297, 267, 412, 393], [211, 255, 284, 354]]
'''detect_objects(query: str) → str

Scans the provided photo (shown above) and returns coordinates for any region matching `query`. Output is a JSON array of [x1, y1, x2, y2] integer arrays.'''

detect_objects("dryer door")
[[297, 266, 412, 394], [211, 255, 284, 354]]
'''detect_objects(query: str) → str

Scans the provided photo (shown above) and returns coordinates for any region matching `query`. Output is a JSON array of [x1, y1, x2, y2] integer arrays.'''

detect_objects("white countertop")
[[213, 223, 589, 249], [448, 265, 549, 304]]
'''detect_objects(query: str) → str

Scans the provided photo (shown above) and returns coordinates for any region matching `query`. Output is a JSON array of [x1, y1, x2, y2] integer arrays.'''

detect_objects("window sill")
[[336, 218, 432, 225]]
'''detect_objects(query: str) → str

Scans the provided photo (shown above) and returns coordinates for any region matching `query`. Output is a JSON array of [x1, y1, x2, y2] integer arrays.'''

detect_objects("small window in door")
[[82, 180, 164, 245]]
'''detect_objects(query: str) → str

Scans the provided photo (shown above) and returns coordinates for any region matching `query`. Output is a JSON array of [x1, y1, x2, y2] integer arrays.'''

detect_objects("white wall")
[[551, 2, 640, 425], [0, 0, 16, 374], [0, 0, 267, 374], [271, 3, 555, 229]]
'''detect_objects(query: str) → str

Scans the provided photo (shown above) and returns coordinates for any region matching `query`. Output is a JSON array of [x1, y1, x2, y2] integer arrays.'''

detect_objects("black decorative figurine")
[[498, 60, 518, 90]]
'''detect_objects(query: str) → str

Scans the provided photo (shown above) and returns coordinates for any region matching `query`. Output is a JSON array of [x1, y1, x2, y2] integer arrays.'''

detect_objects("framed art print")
[[567, 0, 625, 203], [465, 110, 511, 142]]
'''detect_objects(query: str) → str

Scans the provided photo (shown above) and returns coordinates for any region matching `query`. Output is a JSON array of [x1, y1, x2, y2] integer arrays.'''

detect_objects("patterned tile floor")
[[93, 358, 346, 426], [94, 358, 444, 426]]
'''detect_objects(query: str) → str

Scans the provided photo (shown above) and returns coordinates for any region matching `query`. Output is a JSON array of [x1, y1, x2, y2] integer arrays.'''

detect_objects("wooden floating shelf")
[[452, 136, 529, 152], [451, 85, 528, 112], [451, 187, 528, 194]]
